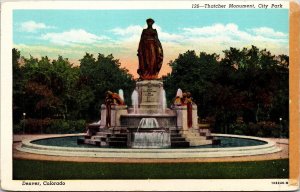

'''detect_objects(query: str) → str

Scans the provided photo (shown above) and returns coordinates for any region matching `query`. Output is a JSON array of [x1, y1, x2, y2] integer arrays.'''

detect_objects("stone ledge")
[[17, 134, 282, 159]]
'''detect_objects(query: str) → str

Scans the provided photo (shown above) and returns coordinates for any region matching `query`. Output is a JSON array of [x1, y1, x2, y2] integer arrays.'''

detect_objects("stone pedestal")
[[100, 104, 128, 128], [192, 104, 198, 129], [136, 80, 163, 114], [174, 104, 198, 131]]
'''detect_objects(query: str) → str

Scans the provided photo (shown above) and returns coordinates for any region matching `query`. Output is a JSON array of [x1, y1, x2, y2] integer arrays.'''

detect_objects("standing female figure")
[[137, 18, 163, 80]]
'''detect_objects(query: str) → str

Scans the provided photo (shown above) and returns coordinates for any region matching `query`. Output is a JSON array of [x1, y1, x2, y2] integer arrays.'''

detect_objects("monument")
[[80, 19, 218, 148], [137, 18, 163, 80]]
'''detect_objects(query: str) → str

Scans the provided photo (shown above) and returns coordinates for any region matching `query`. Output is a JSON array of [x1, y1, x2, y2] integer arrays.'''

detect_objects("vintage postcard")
[[1, 0, 299, 191]]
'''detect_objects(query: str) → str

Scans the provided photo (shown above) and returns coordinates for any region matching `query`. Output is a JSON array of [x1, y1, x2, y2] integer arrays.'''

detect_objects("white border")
[[2, 179, 298, 191], [0, 1, 290, 9], [0, 0, 294, 191]]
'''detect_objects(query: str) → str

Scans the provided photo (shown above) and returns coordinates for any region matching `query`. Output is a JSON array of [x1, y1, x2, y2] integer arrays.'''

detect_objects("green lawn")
[[13, 159, 288, 180]]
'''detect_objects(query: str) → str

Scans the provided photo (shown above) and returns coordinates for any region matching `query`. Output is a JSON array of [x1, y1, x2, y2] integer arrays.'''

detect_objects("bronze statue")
[[137, 18, 163, 80], [105, 91, 114, 128], [173, 91, 194, 128], [186, 92, 194, 128], [105, 91, 125, 127]]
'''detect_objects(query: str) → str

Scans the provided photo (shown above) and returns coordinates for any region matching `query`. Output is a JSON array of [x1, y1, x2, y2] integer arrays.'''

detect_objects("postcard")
[[1, 0, 299, 191]]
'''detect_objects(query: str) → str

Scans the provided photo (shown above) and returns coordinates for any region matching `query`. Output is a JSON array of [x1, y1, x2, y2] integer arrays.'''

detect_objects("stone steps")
[[171, 141, 190, 148], [91, 136, 108, 142], [189, 139, 212, 146], [182, 132, 206, 138], [95, 132, 112, 136], [109, 137, 127, 142], [199, 129, 210, 133], [179, 126, 215, 146], [107, 133, 128, 147], [171, 137, 187, 142], [198, 123, 210, 128], [82, 126, 214, 148], [108, 141, 127, 147]]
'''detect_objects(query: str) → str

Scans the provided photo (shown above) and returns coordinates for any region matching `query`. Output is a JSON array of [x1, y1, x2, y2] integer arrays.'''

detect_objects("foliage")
[[12, 49, 135, 127], [45, 119, 86, 134], [79, 53, 135, 119], [13, 46, 288, 137], [13, 118, 86, 134], [163, 46, 289, 136], [228, 121, 288, 138]]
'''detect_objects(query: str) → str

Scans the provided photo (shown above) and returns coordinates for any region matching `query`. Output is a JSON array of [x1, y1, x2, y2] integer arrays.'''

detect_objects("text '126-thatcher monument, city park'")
[[80, 18, 219, 148]]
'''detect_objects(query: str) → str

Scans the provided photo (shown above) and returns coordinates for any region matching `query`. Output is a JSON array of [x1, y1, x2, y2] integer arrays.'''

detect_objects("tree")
[[163, 46, 289, 134], [13, 48, 24, 123], [163, 50, 220, 117], [79, 53, 135, 120]]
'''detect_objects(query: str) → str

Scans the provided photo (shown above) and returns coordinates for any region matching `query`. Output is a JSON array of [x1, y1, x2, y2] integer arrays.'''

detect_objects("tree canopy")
[[13, 45, 288, 136], [163, 46, 288, 133], [13, 49, 135, 122]]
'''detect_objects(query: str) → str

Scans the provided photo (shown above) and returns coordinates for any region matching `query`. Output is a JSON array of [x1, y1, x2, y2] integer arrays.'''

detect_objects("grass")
[[13, 159, 288, 180]]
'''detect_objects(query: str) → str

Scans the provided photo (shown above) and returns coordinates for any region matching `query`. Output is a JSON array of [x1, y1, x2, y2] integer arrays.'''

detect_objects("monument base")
[[136, 80, 164, 114], [99, 104, 128, 128], [83, 80, 217, 148]]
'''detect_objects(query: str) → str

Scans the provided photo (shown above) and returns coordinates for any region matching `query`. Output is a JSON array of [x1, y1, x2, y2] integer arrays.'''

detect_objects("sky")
[[13, 9, 289, 77]]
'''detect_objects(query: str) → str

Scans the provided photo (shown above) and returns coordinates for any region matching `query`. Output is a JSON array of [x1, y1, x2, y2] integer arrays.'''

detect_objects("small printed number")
[[192, 4, 200, 8]]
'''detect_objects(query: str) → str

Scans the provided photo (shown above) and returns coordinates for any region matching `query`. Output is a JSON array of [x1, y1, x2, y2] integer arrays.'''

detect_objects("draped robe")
[[137, 28, 163, 80]]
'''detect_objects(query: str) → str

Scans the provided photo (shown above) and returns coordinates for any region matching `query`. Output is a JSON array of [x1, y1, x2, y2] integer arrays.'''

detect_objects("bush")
[[13, 118, 86, 134], [44, 119, 86, 134], [13, 123, 23, 134], [227, 121, 288, 138], [16, 118, 52, 134], [230, 123, 248, 135]]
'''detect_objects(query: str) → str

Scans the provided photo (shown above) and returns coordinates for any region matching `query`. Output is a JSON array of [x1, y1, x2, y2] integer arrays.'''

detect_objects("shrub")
[[45, 119, 86, 134], [227, 121, 288, 138], [13, 118, 86, 134], [18, 118, 52, 133], [229, 123, 248, 135], [13, 123, 23, 134]]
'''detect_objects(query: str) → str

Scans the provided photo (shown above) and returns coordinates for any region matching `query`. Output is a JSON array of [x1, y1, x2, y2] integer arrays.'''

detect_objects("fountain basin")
[[17, 134, 281, 158]]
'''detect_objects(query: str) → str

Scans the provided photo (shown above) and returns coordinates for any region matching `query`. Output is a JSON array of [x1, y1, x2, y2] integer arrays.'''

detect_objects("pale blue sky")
[[13, 9, 289, 76]]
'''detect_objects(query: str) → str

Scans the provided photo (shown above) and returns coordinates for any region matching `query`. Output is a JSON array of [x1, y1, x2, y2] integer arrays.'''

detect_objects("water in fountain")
[[132, 118, 171, 148], [119, 89, 124, 101], [90, 120, 101, 125], [137, 118, 159, 130], [131, 132, 171, 148], [131, 89, 139, 114], [176, 88, 183, 97], [160, 88, 167, 114]]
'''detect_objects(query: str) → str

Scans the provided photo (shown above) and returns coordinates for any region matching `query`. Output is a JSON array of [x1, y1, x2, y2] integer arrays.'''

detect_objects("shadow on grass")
[[13, 159, 288, 180]]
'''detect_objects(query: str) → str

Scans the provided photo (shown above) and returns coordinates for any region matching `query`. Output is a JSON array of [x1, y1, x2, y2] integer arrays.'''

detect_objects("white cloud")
[[110, 25, 142, 43], [20, 20, 54, 33], [183, 23, 239, 36], [183, 23, 254, 42], [111, 25, 143, 36], [103, 23, 288, 75], [16, 23, 288, 77], [111, 24, 183, 42], [110, 23, 285, 48], [181, 23, 288, 50], [154, 25, 183, 42], [250, 27, 288, 38], [41, 29, 109, 45]]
